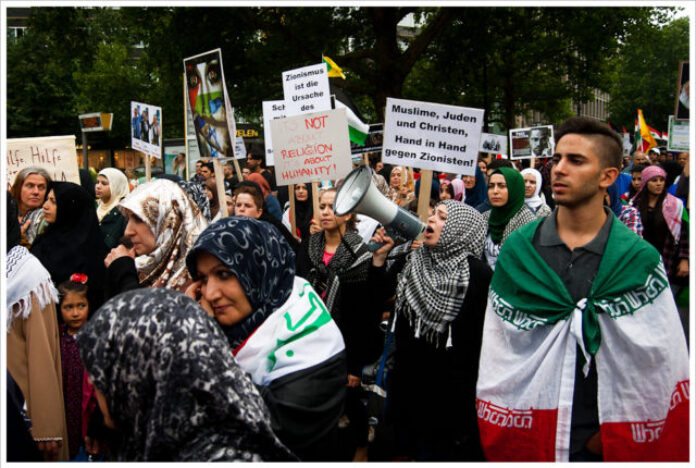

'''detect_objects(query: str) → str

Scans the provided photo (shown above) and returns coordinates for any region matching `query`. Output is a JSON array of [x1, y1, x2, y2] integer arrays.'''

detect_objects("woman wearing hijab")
[[103, 178, 208, 298], [386, 166, 416, 208], [185, 217, 347, 461], [95, 168, 130, 249], [6, 195, 69, 461], [281, 182, 314, 242], [463, 165, 488, 212], [520, 168, 552, 218], [482, 167, 536, 270], [631, 165, 689, 287], [370, 200, 492, 461], [247, 172, 283, 221], [450, 178, 465, 202], [31, 182, 107, 309], [76, 288, 295, 462], [295, 187, 380, 460]]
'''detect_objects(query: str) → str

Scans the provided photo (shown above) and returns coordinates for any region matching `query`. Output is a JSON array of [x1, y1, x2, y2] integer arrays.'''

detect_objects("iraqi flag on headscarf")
[[476, 217, 689, 462]]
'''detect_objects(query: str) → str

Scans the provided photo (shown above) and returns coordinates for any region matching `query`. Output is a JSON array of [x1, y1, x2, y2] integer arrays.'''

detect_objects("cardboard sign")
[[622, 133, 632, 156], [235, 136, 247, 160], [270, 108, 352, 186], [509, 125, 555, 160], [282, 63, 331, 116], [131, 101, 162, 159], [262, 100, 287, 166], [382, 98, 484, 175], [7, 135, 80, 188], [667, 116, 690, 152], [479, 132, 508, 156], [184, 49, 235, 158]]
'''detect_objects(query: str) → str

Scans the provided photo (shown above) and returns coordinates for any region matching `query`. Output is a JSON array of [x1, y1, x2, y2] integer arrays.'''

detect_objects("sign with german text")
[[667, 116, 689, 152], [282, 63, 331, 116], [6, 135, 80, 188], [262, 100, 287, 166], [270, 108, 352, 186], [382, 98, 484, 175], [131, 101, 162, 159]]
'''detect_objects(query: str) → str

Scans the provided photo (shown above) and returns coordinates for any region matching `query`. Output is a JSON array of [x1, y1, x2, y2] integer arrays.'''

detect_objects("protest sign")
[[282, 63, 331, 116], [667, 116, 690, 152], [674, 61, 689, 121], [164, 145, 186, 177], [262, 100, 287, 166], [184, 49, 235, 158], [270, 108, 352, 186], [509, 125, 554, 160], [7, 135, 80, 188], [479, 132, 508, 156], [235, 136, 247, 160], [351, 123, 384, 156], [131, 101, 162, 159], [382, 98, 484, 176], [622, 133, 632, 156]]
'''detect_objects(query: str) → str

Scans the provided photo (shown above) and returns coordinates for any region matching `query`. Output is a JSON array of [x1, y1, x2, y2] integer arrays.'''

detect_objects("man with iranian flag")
[[476, 117, 689, 462]]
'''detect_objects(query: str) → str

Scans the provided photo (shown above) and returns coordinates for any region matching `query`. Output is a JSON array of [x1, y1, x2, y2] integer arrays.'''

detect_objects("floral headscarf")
[[119, 179, 208, 291], [76, 288, 295, 461]]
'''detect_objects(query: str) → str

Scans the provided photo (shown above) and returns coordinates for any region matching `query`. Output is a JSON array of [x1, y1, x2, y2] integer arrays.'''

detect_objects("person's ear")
[[599, 166, 619, 190]]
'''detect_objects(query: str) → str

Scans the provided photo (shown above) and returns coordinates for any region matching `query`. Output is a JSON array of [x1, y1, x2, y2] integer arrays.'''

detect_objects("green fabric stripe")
[[492, 215, 662, 354], [348, 125, 368, 145]]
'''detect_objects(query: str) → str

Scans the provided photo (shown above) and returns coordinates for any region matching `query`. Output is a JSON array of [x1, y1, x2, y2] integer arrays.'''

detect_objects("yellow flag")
[[322, 55, 346, 79], [637, 109, 657, 152]]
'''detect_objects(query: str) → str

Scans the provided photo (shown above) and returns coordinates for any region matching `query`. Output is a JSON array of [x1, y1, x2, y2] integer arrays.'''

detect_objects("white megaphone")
[[334, 165, 425, 250]]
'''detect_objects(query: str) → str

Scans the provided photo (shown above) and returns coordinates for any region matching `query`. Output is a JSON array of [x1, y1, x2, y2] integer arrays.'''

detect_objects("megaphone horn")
[[334, 165, 425, 242]]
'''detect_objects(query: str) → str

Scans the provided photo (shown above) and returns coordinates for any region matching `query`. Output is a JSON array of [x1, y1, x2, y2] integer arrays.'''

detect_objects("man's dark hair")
[[201, 162, 214, 173], [555, 117, 623, 170], [487, 158, 514, 171], [631, 164, 647, 175]]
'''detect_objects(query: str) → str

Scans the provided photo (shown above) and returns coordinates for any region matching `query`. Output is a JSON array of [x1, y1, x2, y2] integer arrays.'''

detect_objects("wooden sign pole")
[[288, 184, 297, 238], [145, 153, 151, 181], [311, 181, 321, 221], [212, 159, 228, 217], [416, 169, 433, 223]]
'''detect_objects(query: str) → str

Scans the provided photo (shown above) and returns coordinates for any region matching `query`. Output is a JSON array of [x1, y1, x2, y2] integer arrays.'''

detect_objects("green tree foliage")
[[607, 15, 689, 132]]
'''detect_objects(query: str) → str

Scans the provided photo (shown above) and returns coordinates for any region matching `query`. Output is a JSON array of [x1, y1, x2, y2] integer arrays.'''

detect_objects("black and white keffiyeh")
[[76, 288, 295, 461], [394, 200, 486, 348], [306, 229, 372, 319], [6, 245, 59, 330]]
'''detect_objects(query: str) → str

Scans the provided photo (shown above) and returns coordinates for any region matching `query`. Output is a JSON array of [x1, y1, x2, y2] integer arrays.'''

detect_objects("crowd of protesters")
[[6, 117, 690, 462]]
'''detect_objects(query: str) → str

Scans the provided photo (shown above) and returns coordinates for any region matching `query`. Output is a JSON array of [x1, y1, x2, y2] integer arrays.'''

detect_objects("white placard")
[[667, 116, 690, 152], [270, 108, 352, 186], [479, 132, 508, 156], [509, 125, 555, 160], [131, 101, 162, 159], [235, 136, 247, 160], [282, 63, 331, 116], [7, 135, 80, 188], [382, 98, 484, 175], [622, 133, 632, 156], [262, 100, 287, 166]]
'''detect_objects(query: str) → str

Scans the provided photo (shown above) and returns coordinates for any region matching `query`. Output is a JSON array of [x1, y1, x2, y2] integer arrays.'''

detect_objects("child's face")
[[61, 291, 89, 333]]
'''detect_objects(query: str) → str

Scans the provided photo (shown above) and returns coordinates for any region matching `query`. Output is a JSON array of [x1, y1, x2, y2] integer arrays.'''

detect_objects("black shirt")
[[532, 207, 613, 457]]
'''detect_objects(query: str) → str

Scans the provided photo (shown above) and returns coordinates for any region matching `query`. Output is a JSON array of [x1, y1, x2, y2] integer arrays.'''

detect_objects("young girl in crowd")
[[96, 168, 130, 250], [482, 168, 536, 270], [58, 274, 99, 460]]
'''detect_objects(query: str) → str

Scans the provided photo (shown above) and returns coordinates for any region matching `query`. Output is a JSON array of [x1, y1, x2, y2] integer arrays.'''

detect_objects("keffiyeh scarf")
[[6, 245, 58, 330], [119, 179, 208, 291], [395, 200, 486, 348], [76, 288, 295, 461]]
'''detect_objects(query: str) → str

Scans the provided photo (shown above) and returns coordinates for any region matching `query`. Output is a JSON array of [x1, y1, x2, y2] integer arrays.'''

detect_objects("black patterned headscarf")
[[186, 216, 296, 349], [395, 200, 487, 348], [76, 288, 295, 461]]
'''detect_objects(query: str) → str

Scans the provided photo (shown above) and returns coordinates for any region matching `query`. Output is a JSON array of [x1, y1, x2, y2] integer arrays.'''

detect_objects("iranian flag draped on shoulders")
[[476, 216, 689, 462]]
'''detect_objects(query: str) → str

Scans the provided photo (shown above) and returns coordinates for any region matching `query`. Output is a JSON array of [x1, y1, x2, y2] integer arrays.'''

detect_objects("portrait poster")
[[184, 49, 235, 158], [130, 101, 162, 159], [479, 133, 508, 156], [164, 145, 186, 177], [674, 61, 689, 121], [509, 125, 555, 160]]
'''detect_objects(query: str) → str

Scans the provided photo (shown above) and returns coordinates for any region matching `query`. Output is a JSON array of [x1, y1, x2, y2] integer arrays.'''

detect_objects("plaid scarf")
[[394, 200, 486, 348]]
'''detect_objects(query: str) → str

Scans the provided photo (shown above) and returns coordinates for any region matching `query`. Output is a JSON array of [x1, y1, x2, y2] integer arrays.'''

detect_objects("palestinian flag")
[[476, 217, 689, 462], [334, 99, 369, 145]]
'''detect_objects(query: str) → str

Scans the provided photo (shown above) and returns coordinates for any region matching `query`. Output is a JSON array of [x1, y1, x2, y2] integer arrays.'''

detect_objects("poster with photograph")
[[479, 133, 508, 156], [509, 125, 554, 160], [674, 61, 690, 121], [130, 101, 162, 158], [184, 48, 235, 158], [667, 116, 690, 152], [164, 145, 187, 178]]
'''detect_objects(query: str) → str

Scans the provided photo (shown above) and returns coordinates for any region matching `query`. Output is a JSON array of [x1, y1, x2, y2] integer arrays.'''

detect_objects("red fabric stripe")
[[477, 399, 558, 461]]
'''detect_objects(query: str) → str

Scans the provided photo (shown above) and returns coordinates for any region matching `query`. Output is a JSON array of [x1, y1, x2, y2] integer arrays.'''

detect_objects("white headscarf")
[[520, 168, 545, 212], [97, 168, 131, 222]]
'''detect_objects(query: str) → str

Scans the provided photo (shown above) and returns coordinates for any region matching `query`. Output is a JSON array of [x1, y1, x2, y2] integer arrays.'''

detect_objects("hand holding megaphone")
[[370, 228, 396, 267]]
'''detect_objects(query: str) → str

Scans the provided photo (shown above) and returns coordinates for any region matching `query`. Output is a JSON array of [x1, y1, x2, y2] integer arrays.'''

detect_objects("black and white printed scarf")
[[394, 200, 486, 348]]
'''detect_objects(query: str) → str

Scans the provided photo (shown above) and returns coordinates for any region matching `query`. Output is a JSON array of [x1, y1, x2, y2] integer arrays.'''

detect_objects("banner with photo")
[[164, 145, 187, 178], [131, 101, 162, 159], [184, 48, 235, 158], [479, 132, 508, 156], [667, 116, 690, 152], [674, 61, 689, 121], [509, 125, 554, 160]]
